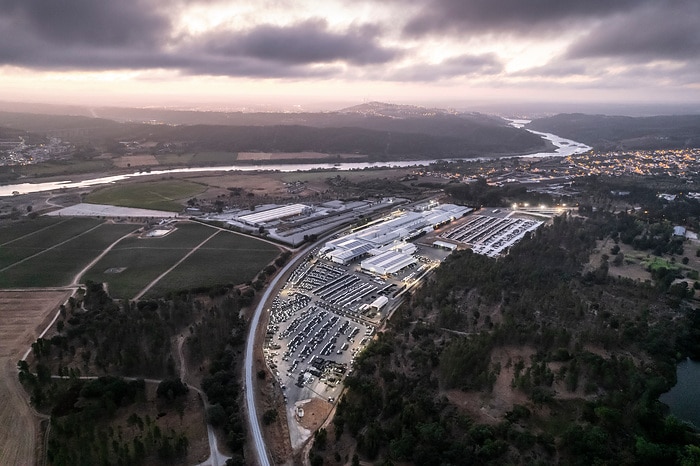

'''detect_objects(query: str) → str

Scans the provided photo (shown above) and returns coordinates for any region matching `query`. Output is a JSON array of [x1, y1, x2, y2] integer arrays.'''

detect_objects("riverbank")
[[0, 127, 589, 197]]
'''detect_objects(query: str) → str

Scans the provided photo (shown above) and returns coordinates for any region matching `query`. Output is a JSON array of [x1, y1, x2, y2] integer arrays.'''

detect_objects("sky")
[[1, 0, 699, 113]]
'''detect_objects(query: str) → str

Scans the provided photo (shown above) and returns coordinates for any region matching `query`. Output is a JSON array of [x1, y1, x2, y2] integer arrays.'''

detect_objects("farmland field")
[[0, 222, 137, 288], [85, 179, 207, 212], [15, 159, 113, 178], [83, 222, 217, 299], [154, 151, 238, 166], [0, 217, 67, 245], [145, 229, 281, 297], [154, 153, 196, 166], [189, 151, 238, 165], [0, 289, 71, 466], [0, 217, 103, 268]]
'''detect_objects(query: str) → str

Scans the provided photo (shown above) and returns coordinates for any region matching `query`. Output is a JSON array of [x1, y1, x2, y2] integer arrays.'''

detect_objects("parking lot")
[[440, 212, 542, 257], [263, 246, 443, 415]]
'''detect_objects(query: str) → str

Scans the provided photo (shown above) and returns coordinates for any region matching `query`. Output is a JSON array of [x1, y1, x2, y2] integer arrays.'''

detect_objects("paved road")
[[244, 243, 316, 466]]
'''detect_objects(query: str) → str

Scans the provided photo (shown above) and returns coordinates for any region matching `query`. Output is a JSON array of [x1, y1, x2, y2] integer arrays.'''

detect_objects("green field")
[[154, 153, 196, 166], [16, 159, 114, 177], [0, 221, 137, 288], [643, 256, 680, 272], [85, 179, 207, 212], [0, 216, 67, 244], [145, 229, 280, 298], [0, 217, 103, 269], [189, 151, 238, 165], [0, 217, 280, 297], [83, 222, 218, 299]]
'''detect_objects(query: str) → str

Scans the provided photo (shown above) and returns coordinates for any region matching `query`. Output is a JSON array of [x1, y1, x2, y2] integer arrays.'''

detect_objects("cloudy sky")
[[1, 0, 699, 112]]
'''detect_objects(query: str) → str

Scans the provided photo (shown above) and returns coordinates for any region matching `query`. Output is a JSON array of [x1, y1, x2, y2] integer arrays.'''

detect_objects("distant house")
[[673, 226, 687, 237]]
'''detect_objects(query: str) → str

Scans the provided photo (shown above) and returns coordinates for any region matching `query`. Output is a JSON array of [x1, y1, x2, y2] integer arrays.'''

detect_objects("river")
[[0, 123, 590, 197], [660, 358, 700, 429]]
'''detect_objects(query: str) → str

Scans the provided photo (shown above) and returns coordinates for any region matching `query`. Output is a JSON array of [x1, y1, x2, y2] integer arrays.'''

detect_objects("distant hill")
[[338, 101, 460, 118], [527, 113, 700, 150], [0, 102, 549, 161], [150, 123, 544, 160]]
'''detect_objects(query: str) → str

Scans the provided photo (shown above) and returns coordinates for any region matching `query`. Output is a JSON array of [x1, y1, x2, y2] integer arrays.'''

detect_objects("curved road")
[[244, 243, 316, 466]]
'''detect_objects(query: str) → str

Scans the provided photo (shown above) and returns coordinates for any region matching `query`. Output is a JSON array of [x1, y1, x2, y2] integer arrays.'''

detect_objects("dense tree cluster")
[[36, 282, 188, 377], [21, 274, 258, 466], [201, 325, 248, 464], [445, 177, 557, 207]]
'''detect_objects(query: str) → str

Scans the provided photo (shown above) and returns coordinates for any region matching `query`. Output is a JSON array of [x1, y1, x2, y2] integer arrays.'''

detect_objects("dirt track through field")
[[131, 229, 220, 300], [0, 222, 104, 273], [0, 290, 72, 466], [0, 219, 69, 247]]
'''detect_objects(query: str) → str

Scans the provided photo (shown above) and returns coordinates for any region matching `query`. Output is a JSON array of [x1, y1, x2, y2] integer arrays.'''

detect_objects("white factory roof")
[[361, 249, 417, 275], [370, 296, 389, 309], [238, 203, 308, 225]]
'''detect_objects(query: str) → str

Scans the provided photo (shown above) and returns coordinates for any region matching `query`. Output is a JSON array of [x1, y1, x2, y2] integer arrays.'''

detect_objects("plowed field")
[[0, 290, 71, 466]]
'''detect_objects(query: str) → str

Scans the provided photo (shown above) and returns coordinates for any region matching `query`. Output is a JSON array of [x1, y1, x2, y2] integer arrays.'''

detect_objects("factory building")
[[321, 203, 470, 265], [237, 204, 311, 226], [360, 250, 417, 275]]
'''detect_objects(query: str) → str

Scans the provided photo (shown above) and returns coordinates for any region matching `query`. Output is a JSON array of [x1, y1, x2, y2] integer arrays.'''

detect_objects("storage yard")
[[262, 202, 476, 443], [264, 246, 444, 445], [261, 203, 560, 444], [438, 211, 544, 257]]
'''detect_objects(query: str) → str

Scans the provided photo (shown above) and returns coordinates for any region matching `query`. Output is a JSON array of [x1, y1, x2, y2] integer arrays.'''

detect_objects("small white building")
[[369, 296, 389, 311], [433, 240, 458, 251]]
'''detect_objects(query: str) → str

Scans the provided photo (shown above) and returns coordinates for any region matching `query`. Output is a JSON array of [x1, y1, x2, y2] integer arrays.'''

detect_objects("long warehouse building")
[[360, 249, 417, 275], [322, 203, 471, 264], [238, 204, 311, 226]]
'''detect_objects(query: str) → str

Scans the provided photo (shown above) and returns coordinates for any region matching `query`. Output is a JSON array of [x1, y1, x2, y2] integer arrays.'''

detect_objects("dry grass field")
[[112, 154, 159, 168], [0, 289, 72, 466], [236, 151, 365, 161]]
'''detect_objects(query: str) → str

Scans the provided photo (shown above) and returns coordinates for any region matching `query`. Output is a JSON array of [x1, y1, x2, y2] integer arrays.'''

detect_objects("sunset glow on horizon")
[[0, 0, 698, 112]]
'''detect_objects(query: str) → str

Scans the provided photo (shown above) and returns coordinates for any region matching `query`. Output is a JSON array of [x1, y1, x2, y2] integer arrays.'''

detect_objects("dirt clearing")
[[0, 289, 71, 466], [444, 346, 535, 424], [113, 154, 159, 168]]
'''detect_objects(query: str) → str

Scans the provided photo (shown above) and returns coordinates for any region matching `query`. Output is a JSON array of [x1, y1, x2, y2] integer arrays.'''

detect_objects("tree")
[[262, 409, 278, 425], [612, 253, 624, 266], [314, 428, 327, 450], [207, 404, 227, 427], [156, 378, 188, 401]]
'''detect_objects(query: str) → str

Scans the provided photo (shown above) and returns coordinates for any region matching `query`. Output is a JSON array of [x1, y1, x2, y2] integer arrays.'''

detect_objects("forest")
[[0, 106, 547, 164], [19, 273, 263, 464], [527, 114, 700, 150]]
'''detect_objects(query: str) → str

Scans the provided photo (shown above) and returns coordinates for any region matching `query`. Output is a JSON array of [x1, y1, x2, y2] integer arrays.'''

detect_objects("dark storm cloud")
[[194, 20, 399, 66], [566, 2, 700, 61], [0, 0, 396, 78], [0, 0, 169, 46], [401, 0, 651, 36]]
